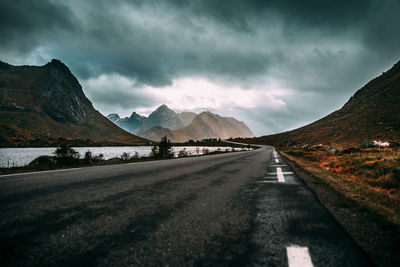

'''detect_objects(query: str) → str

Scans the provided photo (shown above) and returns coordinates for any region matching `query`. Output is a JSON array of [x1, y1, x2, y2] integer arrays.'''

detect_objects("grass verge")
[[281, 150, 399, 226], [280, 149, 400, 266]]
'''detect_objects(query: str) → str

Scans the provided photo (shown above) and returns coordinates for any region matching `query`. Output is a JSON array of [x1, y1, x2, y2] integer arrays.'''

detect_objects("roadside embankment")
[[278, 148, 400, 266]]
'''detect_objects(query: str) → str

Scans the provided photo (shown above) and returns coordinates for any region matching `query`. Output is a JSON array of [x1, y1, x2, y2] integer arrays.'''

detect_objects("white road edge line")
[[0, 167, 83, 178], [287, 246, 314, 267], [277, 167, 285, 183]]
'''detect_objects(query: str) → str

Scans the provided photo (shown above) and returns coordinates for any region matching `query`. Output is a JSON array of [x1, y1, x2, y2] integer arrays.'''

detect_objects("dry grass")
[[281, 147, 400, 227]]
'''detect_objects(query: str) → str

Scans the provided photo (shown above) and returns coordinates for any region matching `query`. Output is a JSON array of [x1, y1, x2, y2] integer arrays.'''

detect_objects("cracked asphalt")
[[0, 146, 373, 266]]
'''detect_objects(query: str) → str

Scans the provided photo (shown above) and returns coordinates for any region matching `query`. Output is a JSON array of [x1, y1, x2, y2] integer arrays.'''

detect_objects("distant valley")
[[107, 105, 254, 142]]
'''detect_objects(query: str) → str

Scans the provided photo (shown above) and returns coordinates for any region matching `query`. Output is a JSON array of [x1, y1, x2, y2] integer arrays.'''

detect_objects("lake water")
[[0, 146, 250, 168]]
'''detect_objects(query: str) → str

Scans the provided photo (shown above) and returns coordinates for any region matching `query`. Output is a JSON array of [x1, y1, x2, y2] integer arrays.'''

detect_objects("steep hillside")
[[174, 112, 254, 142], [139, 126, 178, 142], [0, 59, 148, 147], [107, 112, 146, 134], [138, 104, 185, 132], [177, 111, 197, 126], [108, 105, 195, 134], [141, 111, 254, 142], [251, 60, 400, 147]]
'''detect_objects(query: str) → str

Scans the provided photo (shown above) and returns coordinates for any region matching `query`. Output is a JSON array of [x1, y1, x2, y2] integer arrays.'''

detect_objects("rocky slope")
[[177, 111, 197, 126], [140, 111, 254, 142], [108, 105, 195, 134], [249, 60, 400, 147], [0, 59, 148, 147], [139, 126, 178, 142], [139, 104, 185, 132], [107, 112, 146, 134]]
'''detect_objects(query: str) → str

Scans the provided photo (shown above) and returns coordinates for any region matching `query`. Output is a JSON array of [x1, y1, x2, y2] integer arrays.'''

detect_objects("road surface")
[[0, 146, 373, 266]]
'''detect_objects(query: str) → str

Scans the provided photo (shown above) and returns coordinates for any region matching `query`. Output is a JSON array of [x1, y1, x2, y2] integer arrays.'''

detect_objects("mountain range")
[[248, 59, 400, 147], [107, 105, 197, 134], [107, 106, 254, 142], [0, 59, 147, 147]]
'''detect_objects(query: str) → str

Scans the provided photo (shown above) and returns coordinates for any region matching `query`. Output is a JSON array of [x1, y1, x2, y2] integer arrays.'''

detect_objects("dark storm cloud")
[[1, 0, 400, 134], [0, 0, 76, 54], [87, 88, 156, 110], [1, 0, 399, 85]]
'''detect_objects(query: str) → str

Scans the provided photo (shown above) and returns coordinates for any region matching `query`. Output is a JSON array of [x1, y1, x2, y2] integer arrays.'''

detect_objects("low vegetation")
[[176, 138, 256, 149], [150, 136, 175, 159], [280, 144, 400, 227], [1, 138, 253, 175]]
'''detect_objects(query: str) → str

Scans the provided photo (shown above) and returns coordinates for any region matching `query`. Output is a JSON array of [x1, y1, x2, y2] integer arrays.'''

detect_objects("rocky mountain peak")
[[107, 113, 120, 122], [108, 105, 254, 141], [156, 104, 169, 110], [129, 111, 145, 119], [152, 104, 175, 115], [42, 59, 80, 87], [45, 59, 70, 72], [0, 59, 147, 146]]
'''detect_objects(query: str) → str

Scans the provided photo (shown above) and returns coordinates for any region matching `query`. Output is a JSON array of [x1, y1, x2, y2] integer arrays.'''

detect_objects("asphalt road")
[[0, 146, 373, 266]]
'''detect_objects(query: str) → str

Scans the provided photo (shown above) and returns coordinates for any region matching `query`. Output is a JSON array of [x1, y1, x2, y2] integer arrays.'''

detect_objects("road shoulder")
[[280, 151, 400, 266]]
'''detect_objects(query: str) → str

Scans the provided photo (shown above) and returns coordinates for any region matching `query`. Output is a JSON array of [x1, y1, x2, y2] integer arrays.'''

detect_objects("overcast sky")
[[1, 0, 400, 135]]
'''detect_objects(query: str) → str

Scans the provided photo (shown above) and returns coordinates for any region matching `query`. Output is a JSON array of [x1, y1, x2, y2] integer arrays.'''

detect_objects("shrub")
[[94, 153, 104, 161], [150, 136, 174, 159], [178, 148, 189, 157], [339, 147, 361, 155], [54, 144, 80, 159], [54, 144, 80, 164], [84, 150, 93, 164], [150, 146, 159, 158], [121, 152, 131, 161], [28, 156, 56, 167]]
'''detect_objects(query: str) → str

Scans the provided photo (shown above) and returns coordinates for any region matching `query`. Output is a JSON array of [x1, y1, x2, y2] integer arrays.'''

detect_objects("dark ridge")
[[246, 58, 400, 147], [0, 59, 148, 147], [0, 60, 11, 69], [44, 58, 71, 72]]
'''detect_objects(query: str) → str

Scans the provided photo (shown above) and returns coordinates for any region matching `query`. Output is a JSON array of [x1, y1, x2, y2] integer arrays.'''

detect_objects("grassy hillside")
[[248, 60, 400, 148]]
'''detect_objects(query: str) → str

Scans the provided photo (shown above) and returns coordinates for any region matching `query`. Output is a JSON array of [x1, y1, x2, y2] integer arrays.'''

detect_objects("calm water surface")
[[0, 146, 249, 168]]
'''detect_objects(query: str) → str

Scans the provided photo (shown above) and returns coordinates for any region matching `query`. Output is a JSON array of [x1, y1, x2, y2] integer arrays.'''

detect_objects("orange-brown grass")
[[281, 147, 400, 226]]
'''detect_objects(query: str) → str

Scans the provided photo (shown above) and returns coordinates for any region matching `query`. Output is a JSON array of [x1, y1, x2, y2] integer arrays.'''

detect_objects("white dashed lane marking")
[[264, 171, 293, 176], [277, 167, 285, 183], [269, 164, 286, 167], [287, 246, 314, 267], [0, 167, 83, 179], [275, 158, 279, 163]]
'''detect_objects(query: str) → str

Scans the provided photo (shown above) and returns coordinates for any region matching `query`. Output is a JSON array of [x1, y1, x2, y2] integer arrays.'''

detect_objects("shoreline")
[[0, 147, 257, 176]]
